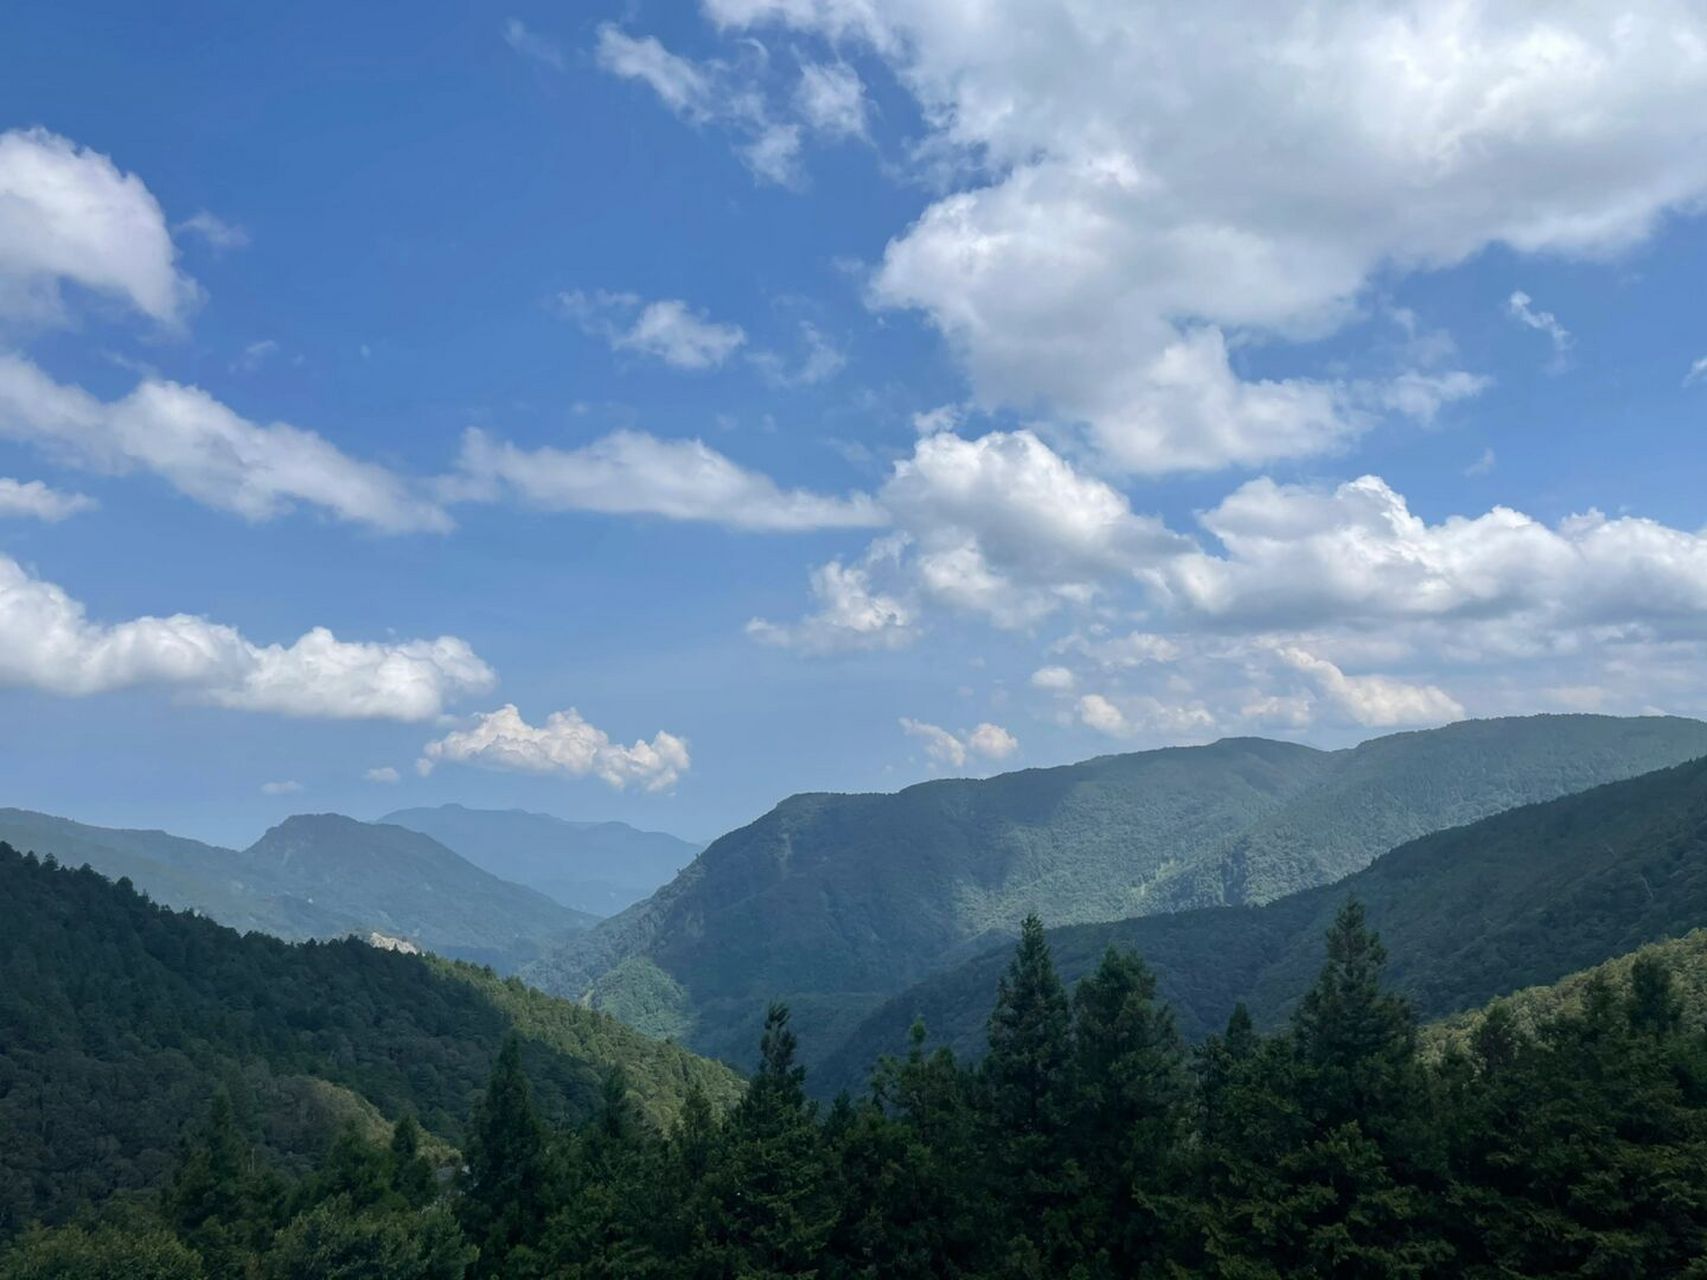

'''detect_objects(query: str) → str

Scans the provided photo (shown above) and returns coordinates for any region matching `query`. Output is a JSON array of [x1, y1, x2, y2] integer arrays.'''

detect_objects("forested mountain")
[[13, 899, 1707, 1277], [0, 810, 594, 972], [0, 842, 741, 1235], [824, 753, 1707, 1093], [526, 714, 1707, 1072], [381, 804, 700, 916]]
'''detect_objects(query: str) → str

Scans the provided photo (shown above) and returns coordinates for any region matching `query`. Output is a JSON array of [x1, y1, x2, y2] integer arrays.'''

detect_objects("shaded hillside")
[[824, 754, 1707, 1094], [382, 803, 699, 915], [0, 809, 594, 972], [0, 843, 741, 1233], [528, 714, 1707, 1071]]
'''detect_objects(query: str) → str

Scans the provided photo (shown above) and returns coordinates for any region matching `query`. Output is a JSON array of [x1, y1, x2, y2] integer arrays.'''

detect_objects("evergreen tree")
[[982, 915, 1076, 1272], [459, 1037, 554, 1278]]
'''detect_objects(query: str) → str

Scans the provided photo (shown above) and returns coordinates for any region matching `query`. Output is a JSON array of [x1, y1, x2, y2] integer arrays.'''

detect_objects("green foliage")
[[527, 714, 1707, 1076], [11, 897, 1707, 1277], [0, 844, 740, 1232], [831, 751, 1707, 1089]]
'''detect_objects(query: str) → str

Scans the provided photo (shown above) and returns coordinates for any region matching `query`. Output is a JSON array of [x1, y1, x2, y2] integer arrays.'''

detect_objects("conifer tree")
[[459, 1036, 554, 1277]]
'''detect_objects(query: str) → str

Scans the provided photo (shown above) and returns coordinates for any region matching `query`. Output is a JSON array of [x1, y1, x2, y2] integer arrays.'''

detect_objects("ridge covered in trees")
[[9, 901, 1707, 1278], [526, 714, 1707, 1074], [0, 843, 741, 1235], [825, 752, 1707, 1090]]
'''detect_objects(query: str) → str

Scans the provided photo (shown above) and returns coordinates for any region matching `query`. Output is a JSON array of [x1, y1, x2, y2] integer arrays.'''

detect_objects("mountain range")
[[820, 752, 1707, 1092], [523, 714, 1707, 1072], [0, 808, 594, 972], [380, 803, 699, 915]]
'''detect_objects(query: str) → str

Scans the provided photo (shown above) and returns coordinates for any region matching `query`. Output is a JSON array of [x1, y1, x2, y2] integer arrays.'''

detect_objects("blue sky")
[[1, 0, 1705, 847]]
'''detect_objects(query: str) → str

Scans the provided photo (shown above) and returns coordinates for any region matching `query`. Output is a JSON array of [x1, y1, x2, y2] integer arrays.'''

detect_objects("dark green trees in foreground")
[[9, 903, 1707, 1279]]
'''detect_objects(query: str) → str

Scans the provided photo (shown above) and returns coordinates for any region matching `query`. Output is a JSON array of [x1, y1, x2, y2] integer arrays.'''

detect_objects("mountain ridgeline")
[[822, 752, 1707, 1093], [0, 841, 741, 1235], [0, 809, 594, 972], [525, 714, 1707, 1072], [380, 804, 700, 916]]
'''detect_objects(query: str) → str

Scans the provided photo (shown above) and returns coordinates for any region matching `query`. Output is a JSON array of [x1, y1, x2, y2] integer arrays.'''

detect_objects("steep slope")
[[0, 809, 595, 972], [381, 803, 699, 915], [0, 843, 742, 1233], [825, 754, 1707, 1093], [240, 814, 595, 969], [528, 714, 1707, 1071], [1422, 928, 1707, 1059]]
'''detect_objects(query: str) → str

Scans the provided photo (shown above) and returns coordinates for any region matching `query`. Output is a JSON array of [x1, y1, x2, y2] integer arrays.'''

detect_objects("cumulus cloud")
[[0, 127, 198, 326], [1029, 665, 1075, 692], [0, 355, 448, 532], [1076, 691, 1216, 739], [704, 1, 1707, 470], [900, 716, 1018, 769], [449, 426, 883, 531], [1507, 290, 1572, 368], [364, 766, 401, 783], [503, 18, 564, 70], [748, 551, 914, 651], [0, 477, 93, 521], [561, 291, 747, 369], [0, 553, 494, 718], [1276, 646, 1464, 727], [418, 704, 690, 791], [260, 780, 303, 795]]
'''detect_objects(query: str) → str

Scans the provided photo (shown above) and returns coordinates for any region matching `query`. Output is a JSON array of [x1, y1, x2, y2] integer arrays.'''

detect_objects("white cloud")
[[0, 477, 93, 521], [1076, 691, 1216, 739], [364, 766, 401, 784], [1685, 355, 1707, 387], [0, 127, 198, 326], [418, 703, 690, 791], [233, 338, 279, 373], [900, 716, 1018, 769], [1277, 646, 1464, 727], [1076, 693, 1129, 737], [748, 551, 914, 651], [706, 1, 1707, 471], [503, 18, 564, 70], [1465, 447, 1497, 478], [1167, 473, 1707, 635], [796, 61, 868, 137], [450, 426, 883, 531], [0, 552, 494, 719], [562, 291, 748, 369], [260, 780, 303, 795], [596, 25, 806, 185], [596, 26, 716, 121], [0, 355, 448, 532], [1507, 290, 1572, 367], [176, 210, 249, 252], [1029, 664, 1075, 692]]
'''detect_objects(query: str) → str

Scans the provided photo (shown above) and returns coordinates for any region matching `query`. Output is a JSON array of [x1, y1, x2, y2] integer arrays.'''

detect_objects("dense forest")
[[825, 753, 1707, 1090], [0, 844, 740, 1235], [530, 714, 1707, 1073], [7, 898, 1707, 1278]]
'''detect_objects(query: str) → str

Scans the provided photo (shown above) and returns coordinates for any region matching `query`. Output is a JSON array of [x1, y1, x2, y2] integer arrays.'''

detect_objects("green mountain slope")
[[381, 803, 699, 916], [0, 842, 741, 1233], [825, 753, 1707, 1093], [527, 713, 1707, 1072], [0, 809, 595, 972], [242, 813, 594, 968]]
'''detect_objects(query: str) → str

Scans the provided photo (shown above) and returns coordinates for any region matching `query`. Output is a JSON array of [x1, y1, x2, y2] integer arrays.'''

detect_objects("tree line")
[[7, 900, 1707, 1278]]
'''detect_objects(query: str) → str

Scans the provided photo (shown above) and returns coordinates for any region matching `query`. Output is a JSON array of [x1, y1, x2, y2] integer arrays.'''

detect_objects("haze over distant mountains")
[[0, 808, 593, 972], [380, 804, 699, 916], [524, 714, 1707, 1072]]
